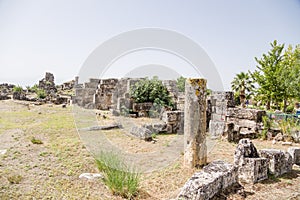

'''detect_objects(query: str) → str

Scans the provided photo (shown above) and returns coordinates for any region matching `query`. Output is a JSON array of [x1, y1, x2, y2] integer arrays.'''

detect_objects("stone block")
[[226, 108, 266, 122], [259, 149, 293, 177], [211, 113, 225, 121], [209, 121, 225, 137], [178, 160, 237, 200], [238, 157, 268, 183], [288, 147, 300, 165], [130, 126, 152, 141], [234, 138, 259, 166], [132, 102, 153, 112]]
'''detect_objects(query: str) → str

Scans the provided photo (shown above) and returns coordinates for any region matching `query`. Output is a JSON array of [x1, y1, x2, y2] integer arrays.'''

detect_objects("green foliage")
[[30, 84, 39, 93], [96, 152, 140, 199], [278, 118, 298, 136], [176, 76, 186, 92], [130, 77, 174, 109], [231, 72, 254, 108], [286, 104, 295, 113], [31, 137, 43, 144], [13, 85, 23, 93], [36, 89, 46, 99], [251, 41, 300, 112], [261, 116, 271, 140]]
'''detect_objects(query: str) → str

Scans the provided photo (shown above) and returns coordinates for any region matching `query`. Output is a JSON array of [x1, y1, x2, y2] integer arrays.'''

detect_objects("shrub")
[[130, 77, 174, 109], [36, 89, 46, 99], [31, 137, 43, 144], [261, 116, 271, 140], [13, 85, 23, 93], [176, 76, 186, 92], [95, 152, 140, 199]]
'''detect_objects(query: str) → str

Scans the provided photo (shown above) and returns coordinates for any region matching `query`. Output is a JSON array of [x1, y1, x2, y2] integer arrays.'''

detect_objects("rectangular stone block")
[[211, 113, 225, 122], [259, 149, 293, 177], [226, 108, 266, 122], [132, 102, 153, 112], [238, 157, 268, 183], [178, 160, 237, 200], [209, 121, 225, 136], [288, 147, 300, 165]]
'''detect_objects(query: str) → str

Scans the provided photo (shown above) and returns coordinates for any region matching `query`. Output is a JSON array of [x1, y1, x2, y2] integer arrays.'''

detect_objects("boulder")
[[130, 126, 152, 141]]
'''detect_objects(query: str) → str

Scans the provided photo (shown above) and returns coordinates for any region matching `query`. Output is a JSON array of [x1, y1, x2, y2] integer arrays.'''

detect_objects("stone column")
[[75, 76, 79, 86], [184, 78, 207, 168]]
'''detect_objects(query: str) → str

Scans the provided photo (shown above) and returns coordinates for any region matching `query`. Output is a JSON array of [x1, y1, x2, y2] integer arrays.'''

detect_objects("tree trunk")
[[240, 90, 246, 108], [283, 99, 287, 113]]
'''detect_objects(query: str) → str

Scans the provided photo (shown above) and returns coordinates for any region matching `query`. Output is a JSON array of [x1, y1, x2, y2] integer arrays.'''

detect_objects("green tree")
[[231, 72, 254, 108], [130, 77, 173, 108], [251, 40, 285, 110]]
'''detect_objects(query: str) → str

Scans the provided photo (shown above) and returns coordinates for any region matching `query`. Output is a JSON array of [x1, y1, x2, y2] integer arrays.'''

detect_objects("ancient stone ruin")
[[178, 139, 300, 199], [184, 78, 207, 168], [208, 91, 266, 142], [72, 77, 186, 138], [39, 72, 57, 94]]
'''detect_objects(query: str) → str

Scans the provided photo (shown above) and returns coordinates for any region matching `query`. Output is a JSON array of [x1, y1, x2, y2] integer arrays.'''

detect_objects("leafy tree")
[[231, 72, 254, 108], [130, 77, 173, 108], [251, 40, 285, 110], [278, 44, 300, 112], [176, 76, 186, 92]]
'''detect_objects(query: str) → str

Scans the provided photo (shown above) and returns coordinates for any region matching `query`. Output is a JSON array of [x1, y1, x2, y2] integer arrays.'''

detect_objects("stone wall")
[[208, 91, 235, 137], [208, 91, 266, 142]]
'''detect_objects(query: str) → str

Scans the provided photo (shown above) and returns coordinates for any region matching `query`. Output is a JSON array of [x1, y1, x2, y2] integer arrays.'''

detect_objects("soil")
[[0, 100, 300, 200]]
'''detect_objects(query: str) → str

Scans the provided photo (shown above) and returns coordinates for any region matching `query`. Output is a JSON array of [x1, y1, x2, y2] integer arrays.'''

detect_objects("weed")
[[31, 137, 43, 144], [7, 175, 23, 184], [151, 133, 157, 139], [95, 152, 140, 199]]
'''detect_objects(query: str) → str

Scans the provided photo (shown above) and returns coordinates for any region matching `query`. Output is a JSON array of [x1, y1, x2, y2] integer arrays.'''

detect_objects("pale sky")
[[0, 0, 300, 90]]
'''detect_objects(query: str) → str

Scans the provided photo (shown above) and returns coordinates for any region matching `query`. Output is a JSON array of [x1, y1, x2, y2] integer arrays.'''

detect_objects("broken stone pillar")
[[184, 78, 207, 168], [75, 76, 79, 86]]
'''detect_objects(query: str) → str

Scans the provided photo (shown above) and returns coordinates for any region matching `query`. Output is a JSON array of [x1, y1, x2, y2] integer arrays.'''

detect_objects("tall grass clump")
[[95, 152, 140, 199]]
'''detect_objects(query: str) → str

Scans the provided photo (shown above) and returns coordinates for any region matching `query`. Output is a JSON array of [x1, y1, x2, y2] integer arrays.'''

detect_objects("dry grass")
[[0, 100, 299, 200]]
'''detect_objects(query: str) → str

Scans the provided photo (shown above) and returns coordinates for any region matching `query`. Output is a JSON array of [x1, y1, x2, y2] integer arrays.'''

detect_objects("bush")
[[176, 76, 186, 92], [13, 85, 23, 93], [36, 89, 46, 99], [286, 104, 295, 113], [130, 77, 174, 109], [96, 152, 140, 199]]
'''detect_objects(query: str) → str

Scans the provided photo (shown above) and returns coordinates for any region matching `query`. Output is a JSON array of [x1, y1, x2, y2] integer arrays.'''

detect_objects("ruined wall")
[[208, 91, 266, 142], [208, 91, 235, 137]]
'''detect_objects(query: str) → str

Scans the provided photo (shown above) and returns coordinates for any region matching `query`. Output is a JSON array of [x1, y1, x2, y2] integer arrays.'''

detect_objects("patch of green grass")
[[31, 137, 43, 144], [96, 152, 140, 199]]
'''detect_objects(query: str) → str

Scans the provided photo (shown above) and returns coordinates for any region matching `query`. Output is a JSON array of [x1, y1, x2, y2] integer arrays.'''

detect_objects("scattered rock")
[[274, 133, 283, 142], [80, 124, 121, 131], [282, 142, 293, 146], [79, 173, 103, 180], [130, 126, 152, 141], [0, 149, 7, 155]]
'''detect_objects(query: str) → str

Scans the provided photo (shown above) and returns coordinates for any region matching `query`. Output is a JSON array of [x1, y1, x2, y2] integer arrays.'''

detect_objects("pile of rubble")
[[178, 139, 300, 199], [0, 72, 74, 105]]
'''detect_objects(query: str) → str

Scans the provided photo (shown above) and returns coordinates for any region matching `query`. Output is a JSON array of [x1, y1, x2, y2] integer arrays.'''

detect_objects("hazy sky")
[[0, 0, 300, 90]]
